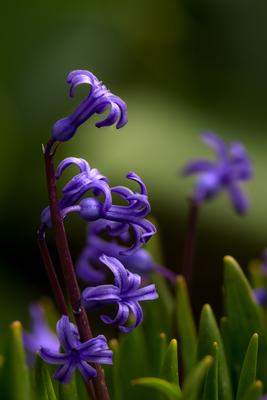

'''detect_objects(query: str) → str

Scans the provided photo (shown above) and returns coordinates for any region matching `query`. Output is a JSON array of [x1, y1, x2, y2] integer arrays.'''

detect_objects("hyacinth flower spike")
[[182, 131, 253, 214], [181, 132, 253, 291], [76, 221, 176, 284], [82, 255, 159, 333], [39, 315, 112, 384], [23, 303, 59, 366], [41, 157, 111, 227], [52, 70, 128, 142], [40, 70, 127, 400]]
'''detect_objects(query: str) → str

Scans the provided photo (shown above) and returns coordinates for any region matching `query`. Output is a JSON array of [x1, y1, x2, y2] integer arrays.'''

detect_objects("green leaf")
[[236, 333, 258, 400], [223, 256, 267, 387], [202, 342, 218, 400], [181, 356, 213, 400], [243, 380, 263, 400], [33, 355, 57, 400], [107, 339, 123, 400], [58, 376, 79, 400], [176, 275, 197, 375], [160, 339, 181, 392], [197, 304, 233, 400], [132, 377, 182, 400], [119, 325, 150, 400], [75, 372, 90, 400], [0, 321, 31, 400]]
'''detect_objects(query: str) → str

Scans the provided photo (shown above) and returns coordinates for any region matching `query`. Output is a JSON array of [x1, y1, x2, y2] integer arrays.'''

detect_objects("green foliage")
[[0, 255, 266, 399], [176, 275, 197, 374]]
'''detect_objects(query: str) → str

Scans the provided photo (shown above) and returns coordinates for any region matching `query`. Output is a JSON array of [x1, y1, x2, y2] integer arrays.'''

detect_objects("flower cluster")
[[82, 254, 158, 333], [41, 158, 156, 254], [76, 221, 176, 284], [36, 69, 159, 386], [182, 132, 253, 214], [52, 70, 127, 141], [40, 315, 112, 384]]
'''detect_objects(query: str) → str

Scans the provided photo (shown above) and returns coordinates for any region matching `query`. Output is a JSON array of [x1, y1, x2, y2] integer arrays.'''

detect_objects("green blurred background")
[[1, 0, 267, 342]]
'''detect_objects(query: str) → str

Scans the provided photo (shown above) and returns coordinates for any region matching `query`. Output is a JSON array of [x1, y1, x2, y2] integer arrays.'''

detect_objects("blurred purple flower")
[[182, 132, 253, 214], [76, 221, 175, 284], [253, 288, 267, 306], [81, 254, 158, 333], [23, 304, 59, 366], [39, 315, 112, 384], [41, 157, 111, 227], [52, 70, 127, 141]]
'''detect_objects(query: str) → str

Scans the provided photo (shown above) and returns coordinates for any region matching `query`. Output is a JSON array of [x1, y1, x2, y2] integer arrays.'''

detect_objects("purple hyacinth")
[[23, 304, 59, 366], [39, 315, 112, 384], [52, 70, 128, 141], [81, 254, 159, 333], [182, 132, 253, 214], [41, 157, 111, 227], [253, 288, 267, 306], [42, 167, 156, 254], [76, 221, 175, 284]]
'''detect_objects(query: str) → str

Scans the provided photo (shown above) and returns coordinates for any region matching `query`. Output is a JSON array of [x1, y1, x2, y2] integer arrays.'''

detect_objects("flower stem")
[[37, 225, 68, 316], [182, 199, 200, 291], [43, 138, 110, 400]]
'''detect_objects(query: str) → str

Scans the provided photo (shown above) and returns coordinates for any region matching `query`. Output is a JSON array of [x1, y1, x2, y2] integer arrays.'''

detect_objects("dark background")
[[1, 0, 267, 345]]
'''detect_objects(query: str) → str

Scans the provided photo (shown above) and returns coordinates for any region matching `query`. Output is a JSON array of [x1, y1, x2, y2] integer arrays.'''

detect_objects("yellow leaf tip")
[[10, 320, 22, 329]]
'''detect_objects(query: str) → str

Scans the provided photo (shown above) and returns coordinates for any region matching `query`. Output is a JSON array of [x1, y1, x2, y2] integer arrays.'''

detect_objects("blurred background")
[[1, 0, 267, 345]]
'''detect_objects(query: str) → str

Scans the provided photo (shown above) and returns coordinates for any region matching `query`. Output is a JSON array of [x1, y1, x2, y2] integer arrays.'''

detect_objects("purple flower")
[[43, 169, 156, 254], [81, 254, 159, 333], [23, 304, 59, 366], [253, 288, 267, 306], [41, 157, 111, 227], [39, 315, 112, 384], [52, 70, 128, 141], [76, 221, 175, 284], [182, 132, 253, 214]]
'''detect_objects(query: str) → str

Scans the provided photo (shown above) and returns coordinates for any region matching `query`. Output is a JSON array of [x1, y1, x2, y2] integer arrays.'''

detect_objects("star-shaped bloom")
[[52, 70, 128, 141], [76, 221, 175, 284], [23, 304, 59, 366], [81, 255, 159, 333], [39, 315, 112, 384], [41, 157, 111, 227], [182, 132, 253, 214]]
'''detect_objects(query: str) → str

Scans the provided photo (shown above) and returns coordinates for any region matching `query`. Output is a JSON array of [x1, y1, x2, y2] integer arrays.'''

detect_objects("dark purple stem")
[[182, 199, 200, 290], [37, 225, 68, 316], [44, 138, 110, 400]]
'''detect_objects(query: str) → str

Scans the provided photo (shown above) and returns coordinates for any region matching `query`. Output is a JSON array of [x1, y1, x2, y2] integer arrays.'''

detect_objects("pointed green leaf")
[[34, 355, 57, 400], [236, 333, 258, 400], [197, 304, 233, 400], [119, 325, 150, 400], [160, 339, 181, 391], [176, 275, 197, 375], [75, 372, 90, 400], [223, 256, 267, 387], [243, 380, 263, 400], [202, 342, 218, 400], [159, 332, 168, 372], [107, 339, 123, 400], [132, 377, 182, 400], [181, 356, 213, 400], [58, 376, 79, 400], [0, 321, 31, 400]]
